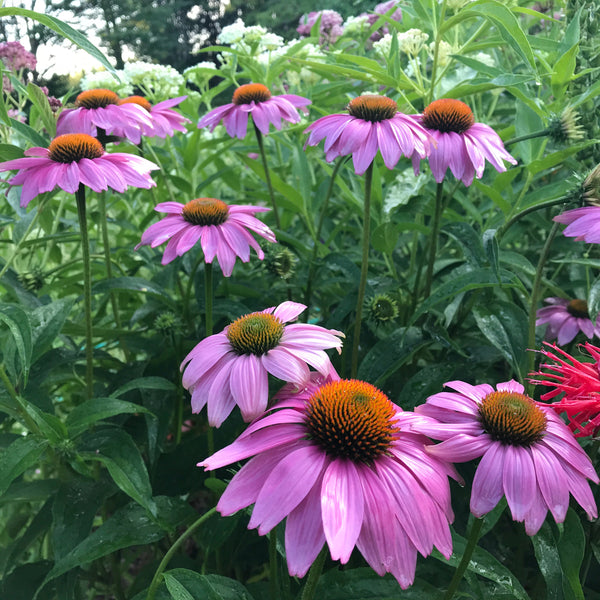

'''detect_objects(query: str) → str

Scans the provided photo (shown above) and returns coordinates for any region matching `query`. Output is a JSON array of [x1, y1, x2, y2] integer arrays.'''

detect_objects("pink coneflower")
[[135, 198, 276, 274], [180, 301, 343, 426], [531, 342, 600, 437], [304, 94, 432, 175], [536, 297, 600, 345], [554, 207, 600, 243], [114, 95, 191, 143], [198, 83, 311, 140], [0, 133, 158, 207], [415, 379, 598, 534], [200, 375, 457, 587], [413, 98, 516, 185], [56, 89, 153, 142]]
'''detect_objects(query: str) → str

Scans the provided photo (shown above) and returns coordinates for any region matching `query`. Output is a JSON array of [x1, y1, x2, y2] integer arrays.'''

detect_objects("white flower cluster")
[[183, 61, 218, 88], [343, 15, 369, 35], [79, 61, 184, 102], [79, 69, 133, 96], [396, 29, 429, 56], [123, 61, 184, 100], [217, 19, 284, 55], [429, 40, 453, 66]]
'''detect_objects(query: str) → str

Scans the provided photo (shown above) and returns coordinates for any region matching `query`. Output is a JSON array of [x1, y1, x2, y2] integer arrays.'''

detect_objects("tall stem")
[[350, 162, 373, 379], [254, 123, 281, 229], [300, 545, 328, 600], [526, 221, 560, 389], [98, 193, 130, 362], [146, 507, 217, 600], [504, 129, 549, 147], [443, 518, 484, 600], [76, 185, 94, 399], [424, 182, 445, 298], [204, 261, 215, 463], [269, 528, 279, 600], [0, 363, 42, 435], [304, 157, 347, 320]]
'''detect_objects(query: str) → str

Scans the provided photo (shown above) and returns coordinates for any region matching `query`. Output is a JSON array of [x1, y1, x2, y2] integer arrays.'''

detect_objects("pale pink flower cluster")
[[297, 10, 344, 45], [0, 41, 36, 72]]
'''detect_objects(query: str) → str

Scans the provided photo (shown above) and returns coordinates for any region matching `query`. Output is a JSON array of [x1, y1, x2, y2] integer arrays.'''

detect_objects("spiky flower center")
[[118, 95, 152, 112], [368, 294, 398, 323], [421, 98, 475, 134], [232, 83, 272, 105], [478, 391, 546, 446], [347, 95, 398, 122], [182, 198, 229, 226], [76, 89, 120, 109], [567, 299, 590, 318], [48, 134, 104, 163], [305, 379, 396, 463], [227, 313, 284, 356]]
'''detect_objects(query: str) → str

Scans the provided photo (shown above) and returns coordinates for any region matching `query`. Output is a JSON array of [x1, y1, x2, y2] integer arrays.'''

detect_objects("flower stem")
[[269, 528, 279, 600], [526, 221, 561, 390], [443, 517, 484, 600], [75, 184, 94, 399], [204, 261, 213, 337], [254, 123, 281, 229], [98, 193, 131, 362], [300, 545, 328, 600], [0, 363, 41, 435], [424, 182, 445, 298], [497, 198, 568, 239], [146, 507, 217, 600], [350, 162, 374, 379], [504, 129, 550, 147], [304, 157, 347, 320]]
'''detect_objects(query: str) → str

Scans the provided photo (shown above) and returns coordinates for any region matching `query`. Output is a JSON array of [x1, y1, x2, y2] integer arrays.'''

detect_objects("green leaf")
[[135, 570, 256, 600], [37, 497, 195, 594], [557, 509, 585, 599], [358, 327, 427, 386], [26, 83, 56, 138], [77, 428, 156, 516], [92, 277, 175, 308], [0, 436, 47, 495], [473, 301, 528, 379], [110, 376, 176, 399], [589, 275, 600, 322], [443, 222, 486, 268], [371, 222, 400, 254], [0, 303, 33, 384], [8, 118, 49, 147], [30, 299, 73, 364], [442, 1, 537, 72], [0, 143, 25, 160], [0, 8, 116, 76], [527, 141, 598, 175], [66, 398, 155, 437], [409, 268, 519, 326], [552, 44, 579, 100]]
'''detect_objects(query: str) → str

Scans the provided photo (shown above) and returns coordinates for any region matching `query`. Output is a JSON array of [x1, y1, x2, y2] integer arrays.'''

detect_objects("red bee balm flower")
[[413, 98, 516, 185], [198, 83, 311, 140], [0, 133, 158, 207], [200, 373, 458, 588], [531, 342, 600, 437]]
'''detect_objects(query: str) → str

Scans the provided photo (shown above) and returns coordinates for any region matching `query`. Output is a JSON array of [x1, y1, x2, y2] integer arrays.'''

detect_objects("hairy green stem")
[[424, 182, 445, 298], [526, 221, 560, 390], [75, 185, 94, 399], [254, 123, 281, 229], [304, 157, 347, 320], [504, 129, 550, 147], [269, 528, 279, 600], [147, 507, 218, 600], [350, 162, 374, 379], [300, 545, 328, 600], [98, 194, 131, 362], [0, 363, 41, 435], [497, 197, 568, 239], [443, 518, 484, 600]]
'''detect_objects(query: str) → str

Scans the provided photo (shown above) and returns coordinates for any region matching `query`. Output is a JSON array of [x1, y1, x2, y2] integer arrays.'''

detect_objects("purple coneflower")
[[181, 301, 343, 426], [536, 297, 600, 345], [554, 207, 600, 243], [135, 198, 276, 274], [0, 133, 158, 207], [56, 89, 153, 142], [304, 94, 431, 175], [200, 374, 457, 588], [413, 98, 516, 185], [415, 379, 598, 535], [198, 83, 311, 140], [114, 95, 191, 143]]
